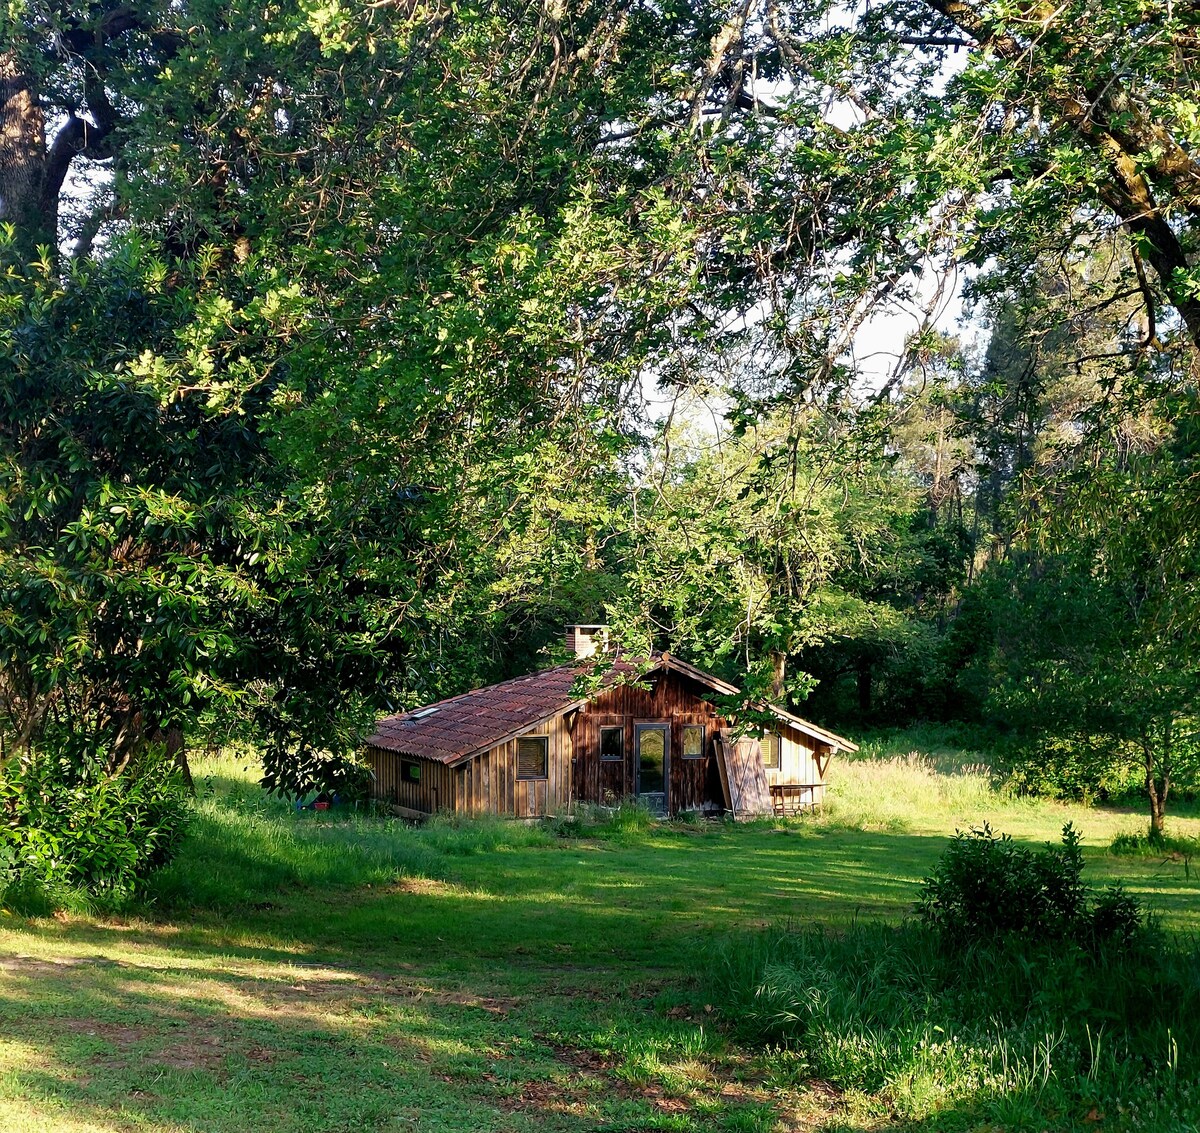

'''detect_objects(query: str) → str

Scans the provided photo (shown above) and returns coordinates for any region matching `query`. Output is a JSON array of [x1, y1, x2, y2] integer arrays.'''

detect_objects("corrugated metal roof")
[[365, 652, 856, 765]]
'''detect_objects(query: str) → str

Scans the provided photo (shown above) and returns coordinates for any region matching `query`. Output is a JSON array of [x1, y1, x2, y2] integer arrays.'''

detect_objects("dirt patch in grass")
[[537, 1041, 700, 1116], [388, 877, 455, 896], [58, 1016, 233, 1074], [0, 955, 122, 977], [61, 1018, 152, 1047], [369, 976, 520, 1015], [487, 1074, 599, 1117], [547, 1041, 615, 1075], [149, 1034, 229, 1073]]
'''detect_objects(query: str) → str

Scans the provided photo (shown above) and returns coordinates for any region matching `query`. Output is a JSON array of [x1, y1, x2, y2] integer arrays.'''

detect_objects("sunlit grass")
[[1, 733, 1199, 1131]]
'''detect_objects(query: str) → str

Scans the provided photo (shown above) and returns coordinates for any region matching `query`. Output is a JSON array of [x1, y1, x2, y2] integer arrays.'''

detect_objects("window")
[[401, 758, 421, 783], [600, 726, 624, 762], [517, 735, 548, 780], [681, 725, 705, 759], [760, 732, 780, 769]]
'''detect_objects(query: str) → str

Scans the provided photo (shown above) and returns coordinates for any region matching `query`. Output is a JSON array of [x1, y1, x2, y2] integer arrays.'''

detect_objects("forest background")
[[2, 0, 1199, 898]]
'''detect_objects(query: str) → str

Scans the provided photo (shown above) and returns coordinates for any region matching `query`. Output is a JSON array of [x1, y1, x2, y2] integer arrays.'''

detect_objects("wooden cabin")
[[363, 626, 856, 820]]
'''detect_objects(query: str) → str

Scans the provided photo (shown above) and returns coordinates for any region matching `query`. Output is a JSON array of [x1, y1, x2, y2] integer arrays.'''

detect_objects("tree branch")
[[40, 112, 116, 218], [72, 198, 125, 259]]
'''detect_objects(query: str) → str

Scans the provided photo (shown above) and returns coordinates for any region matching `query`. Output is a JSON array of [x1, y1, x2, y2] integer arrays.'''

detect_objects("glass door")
[[635, 724, 669, 815]]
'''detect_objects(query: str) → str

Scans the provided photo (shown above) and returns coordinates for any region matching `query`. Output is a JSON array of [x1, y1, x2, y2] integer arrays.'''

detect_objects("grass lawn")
[[1, 735, 1198, 1132]]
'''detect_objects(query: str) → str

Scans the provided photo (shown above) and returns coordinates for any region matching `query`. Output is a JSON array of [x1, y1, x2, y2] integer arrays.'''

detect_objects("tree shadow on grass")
[[0, 940, 796, 1133], [0, 825, 965, 1130], [3, 820, 1198, 1131]]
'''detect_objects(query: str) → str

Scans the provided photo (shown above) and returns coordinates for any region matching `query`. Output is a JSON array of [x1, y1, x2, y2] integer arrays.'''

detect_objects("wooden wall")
[[763, 725, 833, 805], [365, 746, 457, 814], [573, 670, 729, 815], [366, 714, 574, 818], [456, 714, 573, 818]]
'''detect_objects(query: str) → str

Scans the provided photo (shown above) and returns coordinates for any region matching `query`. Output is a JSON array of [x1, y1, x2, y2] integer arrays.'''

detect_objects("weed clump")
[[544, 800, 658, 841], [1111, 829, 1200, 859]]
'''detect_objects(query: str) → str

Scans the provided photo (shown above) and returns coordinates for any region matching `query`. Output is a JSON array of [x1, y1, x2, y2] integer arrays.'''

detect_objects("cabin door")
[[635, 724, 669, 816]]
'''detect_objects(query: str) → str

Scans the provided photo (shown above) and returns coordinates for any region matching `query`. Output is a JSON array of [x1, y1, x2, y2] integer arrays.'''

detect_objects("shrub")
[[0, 750, 191, 910], [917, 822, 1086, 941], [1087, 885, 1144, 951], [1000, 734, 1140, 802], [918, 822, 1145, 950]]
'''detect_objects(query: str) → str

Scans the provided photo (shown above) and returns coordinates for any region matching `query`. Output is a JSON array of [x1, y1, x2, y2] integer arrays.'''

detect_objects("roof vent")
[[411, 706, 440, 719], [565, 624, 610, 660]]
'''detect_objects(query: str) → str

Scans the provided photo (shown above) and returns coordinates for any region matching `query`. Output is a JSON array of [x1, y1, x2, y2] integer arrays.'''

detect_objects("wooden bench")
[[769, 783, 821, 816]]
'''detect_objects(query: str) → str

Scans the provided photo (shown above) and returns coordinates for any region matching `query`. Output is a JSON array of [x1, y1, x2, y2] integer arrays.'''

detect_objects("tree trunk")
[[770, 650, 787, 702], [1144, 737, 1170, 844], [857, 660, 873, 716], [0, 49, 51, 262], [162, 726, 195, 795]]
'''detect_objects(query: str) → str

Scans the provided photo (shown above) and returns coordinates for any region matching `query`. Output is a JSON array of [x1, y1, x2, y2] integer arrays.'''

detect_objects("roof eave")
[[769, 708, 858, 752], [659, 654, 857, 752]]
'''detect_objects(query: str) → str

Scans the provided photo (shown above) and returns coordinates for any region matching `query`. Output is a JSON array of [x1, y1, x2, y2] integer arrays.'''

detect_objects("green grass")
[[710, 923, 1200, 1131], [1, 736, 1198, 1131]]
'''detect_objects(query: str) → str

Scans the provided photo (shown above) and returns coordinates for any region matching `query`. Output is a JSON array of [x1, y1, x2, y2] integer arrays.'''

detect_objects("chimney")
[[565, 624, 610, 659]]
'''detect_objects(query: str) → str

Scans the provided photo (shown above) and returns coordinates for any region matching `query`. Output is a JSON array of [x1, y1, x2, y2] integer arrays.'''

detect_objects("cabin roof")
[[365, 652, 857, 766]]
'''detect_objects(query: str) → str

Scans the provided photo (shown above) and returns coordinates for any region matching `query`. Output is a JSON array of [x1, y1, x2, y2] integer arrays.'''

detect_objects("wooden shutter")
[[760, 732, 779, 769], [516, 736, 548, 779]]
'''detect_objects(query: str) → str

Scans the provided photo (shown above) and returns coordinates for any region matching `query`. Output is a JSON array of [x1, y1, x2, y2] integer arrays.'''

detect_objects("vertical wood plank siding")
[[764, 726, 829, 805], [368, 719, 572, 818], [365, 746, 457, 814], [456, 713, 574, 818], [574, 670, 729, 815]]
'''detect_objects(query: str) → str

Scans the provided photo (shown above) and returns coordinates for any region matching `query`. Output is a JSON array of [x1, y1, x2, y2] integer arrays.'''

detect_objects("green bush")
[[1087, 884, 1144, 951], [917, 822, 1145, 949], [0, 751, 191, 911]]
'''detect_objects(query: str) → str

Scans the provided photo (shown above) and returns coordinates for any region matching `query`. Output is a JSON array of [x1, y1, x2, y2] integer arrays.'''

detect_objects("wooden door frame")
[[634, 721, 671, 811]]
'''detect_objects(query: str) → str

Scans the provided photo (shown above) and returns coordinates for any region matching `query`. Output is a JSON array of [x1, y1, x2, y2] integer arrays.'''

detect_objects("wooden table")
[[769, 783, 820, 815]]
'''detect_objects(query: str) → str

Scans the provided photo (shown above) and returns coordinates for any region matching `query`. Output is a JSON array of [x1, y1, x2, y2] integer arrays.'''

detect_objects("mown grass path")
[[2, 753, 1198, 1132]]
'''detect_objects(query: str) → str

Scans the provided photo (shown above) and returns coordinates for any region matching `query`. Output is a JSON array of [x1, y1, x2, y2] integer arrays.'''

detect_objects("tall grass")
[[144, 760, 554, 913], [821, 752, 1009, 832], [708, 923, 1200, 1129]]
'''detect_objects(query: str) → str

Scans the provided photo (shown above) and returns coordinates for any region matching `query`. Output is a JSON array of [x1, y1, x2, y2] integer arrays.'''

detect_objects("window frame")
[[681, 724, 706, 759], [760, 731, 780, 770], [401, 758, 422, 783], [516, 734, 549, 781], [599, 725, 625, 762]]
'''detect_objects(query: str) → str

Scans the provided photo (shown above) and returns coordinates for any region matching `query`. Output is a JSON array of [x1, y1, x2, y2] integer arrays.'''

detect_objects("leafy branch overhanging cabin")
[[364, 626, 857, 820]]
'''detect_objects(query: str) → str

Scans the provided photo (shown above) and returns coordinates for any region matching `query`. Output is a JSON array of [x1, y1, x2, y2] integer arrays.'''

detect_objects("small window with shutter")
[[401, 758, 421, 783], [516, 735, 548, 780], [760, 732, 780, 769], [681, 725, 705, 759]]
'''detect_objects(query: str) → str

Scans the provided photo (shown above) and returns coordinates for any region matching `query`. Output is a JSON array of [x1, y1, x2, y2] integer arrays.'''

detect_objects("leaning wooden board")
[[715, 732, 773, 819]]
